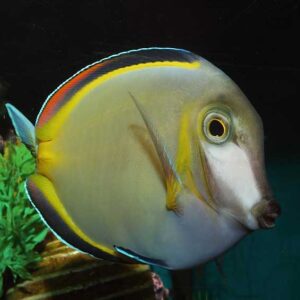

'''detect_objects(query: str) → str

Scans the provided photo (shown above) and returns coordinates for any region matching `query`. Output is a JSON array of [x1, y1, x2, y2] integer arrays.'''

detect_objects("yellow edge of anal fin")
[[29, 173, 115, 256], [36, 60, 201, 142]]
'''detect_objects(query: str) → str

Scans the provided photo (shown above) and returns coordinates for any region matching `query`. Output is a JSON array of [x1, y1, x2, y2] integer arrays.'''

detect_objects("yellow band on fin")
[[29, 173, 115, 256], [36, 60, 201, 142]]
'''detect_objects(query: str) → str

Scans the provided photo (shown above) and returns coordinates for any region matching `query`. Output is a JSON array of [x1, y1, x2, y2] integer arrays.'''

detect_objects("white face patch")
[[203, 141, 261, 229]]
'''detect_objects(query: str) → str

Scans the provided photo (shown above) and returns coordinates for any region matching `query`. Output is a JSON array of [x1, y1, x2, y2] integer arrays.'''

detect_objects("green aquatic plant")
[[0, 135, 48, 297]]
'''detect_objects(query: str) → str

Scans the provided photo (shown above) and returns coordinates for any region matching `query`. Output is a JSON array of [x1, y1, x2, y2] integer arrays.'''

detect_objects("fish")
[[5, 47, 281, 270]]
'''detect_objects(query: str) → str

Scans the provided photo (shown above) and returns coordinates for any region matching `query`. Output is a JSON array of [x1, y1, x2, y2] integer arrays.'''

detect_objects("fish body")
[[6, 48, 280, 269]]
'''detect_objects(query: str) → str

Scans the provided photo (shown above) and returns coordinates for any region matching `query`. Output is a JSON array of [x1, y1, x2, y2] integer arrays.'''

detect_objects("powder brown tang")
[[6, 48, 280, 269]]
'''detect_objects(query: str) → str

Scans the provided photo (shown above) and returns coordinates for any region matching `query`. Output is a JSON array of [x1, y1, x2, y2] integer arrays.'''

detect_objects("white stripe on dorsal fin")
[[6, 103, 37, 155]]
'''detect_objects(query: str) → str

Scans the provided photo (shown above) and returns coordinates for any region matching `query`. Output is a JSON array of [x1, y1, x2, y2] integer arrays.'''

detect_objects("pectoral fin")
[[6, 103, 37, 155], [129, 93, 182, 214]]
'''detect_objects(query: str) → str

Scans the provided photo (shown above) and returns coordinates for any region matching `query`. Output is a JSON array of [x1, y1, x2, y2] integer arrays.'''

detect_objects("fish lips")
[[251, 199, 281, 229]]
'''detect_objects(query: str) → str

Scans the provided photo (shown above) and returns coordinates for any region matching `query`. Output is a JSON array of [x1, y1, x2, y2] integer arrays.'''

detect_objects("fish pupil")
[[209, 119, 224, 137]]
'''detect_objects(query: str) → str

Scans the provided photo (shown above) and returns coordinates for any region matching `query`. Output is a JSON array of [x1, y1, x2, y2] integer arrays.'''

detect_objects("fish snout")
[[251, 198, 281, 229]]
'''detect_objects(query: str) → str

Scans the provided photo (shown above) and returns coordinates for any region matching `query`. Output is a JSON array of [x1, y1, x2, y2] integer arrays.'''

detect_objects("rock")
[[5, 235, 155, 300]]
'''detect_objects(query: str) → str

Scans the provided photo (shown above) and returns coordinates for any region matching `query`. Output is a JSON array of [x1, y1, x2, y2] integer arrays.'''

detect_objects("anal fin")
[[114, 246, 167, 268], [26, 174, 119, 261]]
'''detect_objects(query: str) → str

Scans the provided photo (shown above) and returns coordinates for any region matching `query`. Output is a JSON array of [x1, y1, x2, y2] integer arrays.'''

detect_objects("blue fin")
[[114, 245, 167, 267], [5, 104, 36, 154]]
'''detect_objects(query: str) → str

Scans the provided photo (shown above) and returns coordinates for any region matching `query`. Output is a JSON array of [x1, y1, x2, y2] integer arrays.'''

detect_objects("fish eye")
[[203, 111, 231, 144]]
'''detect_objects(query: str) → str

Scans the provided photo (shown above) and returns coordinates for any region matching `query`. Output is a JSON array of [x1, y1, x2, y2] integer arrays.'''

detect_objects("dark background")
[[0, 1, 299, 299], [0, 0, 299, 158]]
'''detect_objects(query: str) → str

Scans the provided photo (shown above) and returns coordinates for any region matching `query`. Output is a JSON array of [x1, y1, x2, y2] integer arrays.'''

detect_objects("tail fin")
[[5, 103, 37, 155]]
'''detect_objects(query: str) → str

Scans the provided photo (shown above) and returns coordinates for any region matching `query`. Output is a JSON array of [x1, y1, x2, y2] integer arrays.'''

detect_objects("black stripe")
[[77, 48, 198, 89], [44, 48, 199, 119], [26, 177, 124, 263]]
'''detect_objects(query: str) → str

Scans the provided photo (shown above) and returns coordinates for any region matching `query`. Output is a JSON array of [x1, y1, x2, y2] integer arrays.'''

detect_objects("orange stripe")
[[38, 62, 106, 126]]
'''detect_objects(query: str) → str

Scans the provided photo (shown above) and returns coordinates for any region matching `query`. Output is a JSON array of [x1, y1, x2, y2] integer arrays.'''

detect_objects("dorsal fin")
[[35, 48, 200, 142]]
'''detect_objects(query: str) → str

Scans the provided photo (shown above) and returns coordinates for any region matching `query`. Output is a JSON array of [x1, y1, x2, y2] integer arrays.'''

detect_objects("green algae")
[[0, 136, 48, 297]]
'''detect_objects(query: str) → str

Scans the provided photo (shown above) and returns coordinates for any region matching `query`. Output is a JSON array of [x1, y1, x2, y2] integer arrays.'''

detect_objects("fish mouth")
[[251, 198, 281, 229]]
